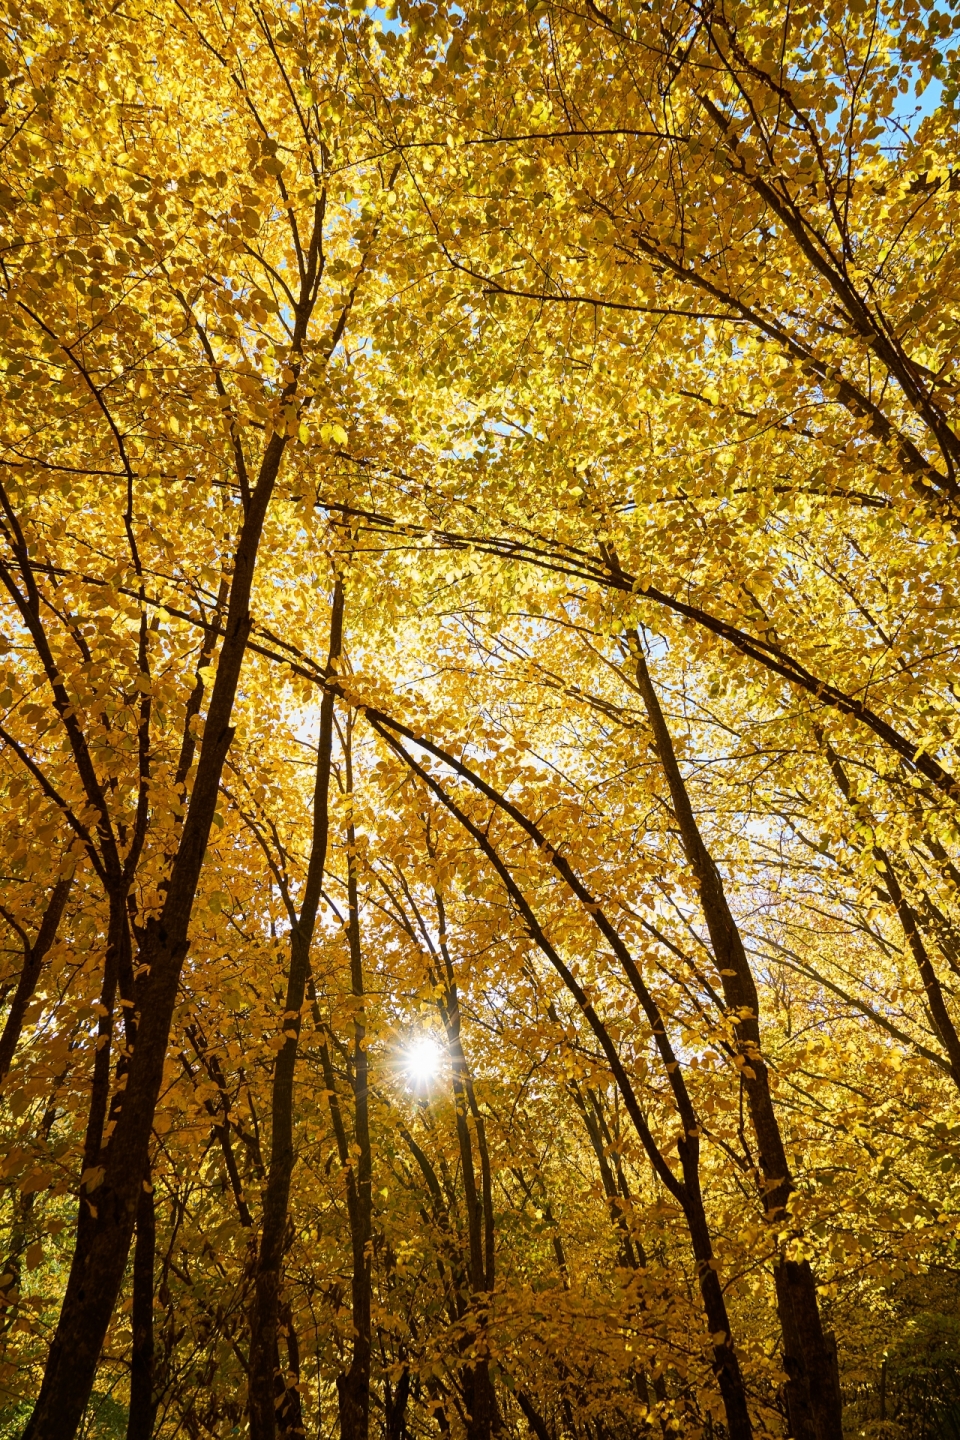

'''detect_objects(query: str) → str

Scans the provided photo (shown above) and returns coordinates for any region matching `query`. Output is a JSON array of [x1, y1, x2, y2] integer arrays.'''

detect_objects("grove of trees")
[[2, 0, 960, 1435]]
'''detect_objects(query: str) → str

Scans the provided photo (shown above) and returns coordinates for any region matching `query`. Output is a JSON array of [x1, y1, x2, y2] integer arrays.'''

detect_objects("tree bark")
[[248, 581, 342, 1440], [430, 896, 498, 1440], [1, 1084, 70, 1336], [629, 639, 841, 1440], [23, 413, 299, 1440], [0, 1186, 34, 1338], [336, 721, 373, 1440], [385, 1367, 411, 1440], [0, 872, 73, 1085], [821, 736, 960, 1088], [516, 1391, 553, 1440], [73, 897, 134, 1260], [126, 1173, 158, 1440], [567, 1082, 666, 1413]]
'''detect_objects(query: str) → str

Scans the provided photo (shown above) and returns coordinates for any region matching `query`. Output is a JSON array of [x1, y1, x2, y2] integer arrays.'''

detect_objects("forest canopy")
[[1, 0, 960, 1436]]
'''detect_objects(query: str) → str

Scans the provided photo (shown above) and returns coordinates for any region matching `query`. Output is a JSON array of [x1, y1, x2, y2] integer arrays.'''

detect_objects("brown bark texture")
[[247, 580, 343, 1440]]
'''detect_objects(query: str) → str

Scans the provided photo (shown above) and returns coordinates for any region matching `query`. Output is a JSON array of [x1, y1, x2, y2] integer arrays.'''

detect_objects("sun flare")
[[405, 1037, 442, 1085]]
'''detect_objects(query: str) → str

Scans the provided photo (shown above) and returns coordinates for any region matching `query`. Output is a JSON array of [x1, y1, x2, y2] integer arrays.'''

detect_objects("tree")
[[3, 0, 960, 1435]]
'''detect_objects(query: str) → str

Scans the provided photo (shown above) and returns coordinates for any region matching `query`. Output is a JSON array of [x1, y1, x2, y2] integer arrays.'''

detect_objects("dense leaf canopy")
[[2, 0, 960, 1436]]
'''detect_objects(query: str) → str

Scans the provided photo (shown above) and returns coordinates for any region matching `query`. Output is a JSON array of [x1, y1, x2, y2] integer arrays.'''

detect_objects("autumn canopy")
[[1, 0, 960, 1435]]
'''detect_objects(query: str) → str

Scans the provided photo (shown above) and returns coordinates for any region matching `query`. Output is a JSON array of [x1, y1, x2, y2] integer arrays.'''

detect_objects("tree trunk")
[[0, 1187, 31, 1338], [462, 1363, 499, 1440], [126, 1173, 158, 1440], [821, 735, 960, 1088], [337, 723, 373, 1440], [23, 417, 297, 1440], [385, 1367, 411, 1440], [248, 581, 342, 1440], [567, 1081, 666, 1410], [73, 896, 133, 1259], [432, 900, 499, 1440], [0, 872, 73, 1084], [1, 1084, 71, 1336], [630, 639, 841, 1440], [516, 1390, 553, 1440]]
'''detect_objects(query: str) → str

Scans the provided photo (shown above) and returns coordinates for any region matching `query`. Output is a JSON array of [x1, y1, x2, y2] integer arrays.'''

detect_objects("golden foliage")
[[2, 0, 960, 1436]]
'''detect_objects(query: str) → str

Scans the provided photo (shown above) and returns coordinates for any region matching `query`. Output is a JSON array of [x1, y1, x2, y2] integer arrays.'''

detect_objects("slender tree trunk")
[[516, 1391, 553, 1440], [248, 582, 343, 1440], [1, 1084, 69, 1335], [23, 413, 298, 1440], [336, 723, 373, 1440], [126, 1172, 158, 1440], [74, 896, 133, 1254], [567, 1082, 666, 1411], [629, 639, 841, 1440], [278, 1298, 304, 1437], [396, 1086, 495, 1440], [315, 1012, 372, 1437], [821, 736, 960, 1085], [569, 1081, 642, 1271], [0, 1187, 32, 1338], [0, 872, 73, 1084], [426, 1377, 452, 1437], [431, 900, 498, 1440], [385, 1367, 411, 1440]]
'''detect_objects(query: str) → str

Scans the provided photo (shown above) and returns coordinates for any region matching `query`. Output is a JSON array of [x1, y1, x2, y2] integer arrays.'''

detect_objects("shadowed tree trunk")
[[381, 855, 500, 1440], [334, 713, 374, 1440], [385, 1367, 411, 1440], [516, 1391, 554, 1440], [23, 406, 309, 1440], [628, 636, 842, 1440], [310, 705, 374, 1440], [0, 871, 73, 1084], [0, 1081, 72, 1336], [126, 1168, 158, 1440], [432, 890, 498, 1440], [248, 580, 343, 1440], [820, 734, 960, 1089]]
